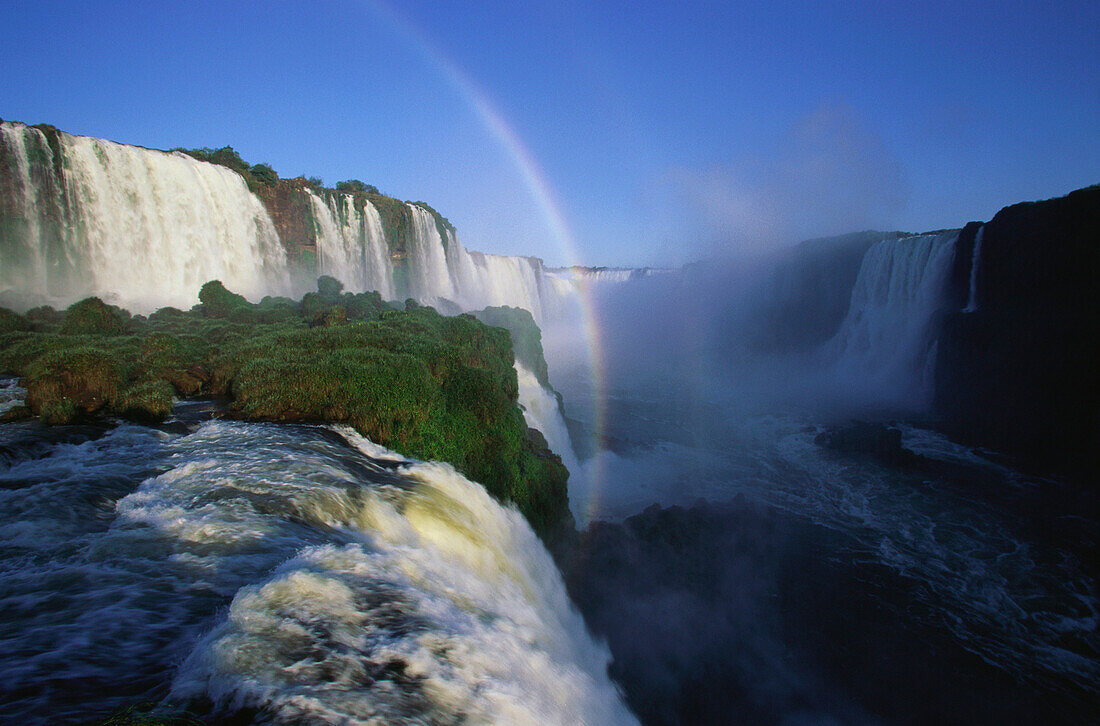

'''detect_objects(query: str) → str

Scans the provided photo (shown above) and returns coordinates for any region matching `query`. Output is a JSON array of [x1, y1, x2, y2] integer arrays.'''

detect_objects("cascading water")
[[828, 231, 958, 409], [0, 121, 645, 324], [307, 190, 395, 300], [963, 225, 985, 313], [0, 123, 67, 295], [547, 267, 656, 283], [0, 121, 289, 311], [516, 363, 584, 510], [403, 205, 574, 321], [0, 415, 636, 724], [405, 204, 457, 303]]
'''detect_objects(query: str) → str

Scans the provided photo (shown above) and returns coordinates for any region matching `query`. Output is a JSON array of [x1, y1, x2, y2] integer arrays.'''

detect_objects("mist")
[[662, 104, 909, 260], [543, 212, 1089, 725]]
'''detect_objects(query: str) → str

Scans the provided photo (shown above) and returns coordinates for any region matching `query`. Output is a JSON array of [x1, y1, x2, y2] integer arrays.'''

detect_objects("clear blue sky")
[[2, 0, 1097, 266]]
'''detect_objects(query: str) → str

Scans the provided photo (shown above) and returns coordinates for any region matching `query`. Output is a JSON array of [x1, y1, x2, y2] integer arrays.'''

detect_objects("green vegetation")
[[171, 145, 251, 176], [0, 307, 30, 333], [249, 162, 278, 186], [473, 306, 550, 387], [60, 297, 128, 335], [336, 179, 380, 195], [171, 146, 279, 190], [0, 280, 569, 535]]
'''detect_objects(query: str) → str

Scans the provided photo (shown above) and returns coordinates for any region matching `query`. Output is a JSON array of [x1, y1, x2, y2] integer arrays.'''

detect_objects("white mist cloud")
[[667, 103, 909, 256]]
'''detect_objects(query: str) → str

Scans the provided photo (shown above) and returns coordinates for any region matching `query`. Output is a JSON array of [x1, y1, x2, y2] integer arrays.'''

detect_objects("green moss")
[[2, 279, 570, 536], [25, 305, 63, 330], [38, 398, 79, 425], [112, 379, 174, 421], [198, 280, 250, 319], [473, 306, 550, 387], [0, 307, 30, 333], [62, 297, 127, 336], [24, 346, 122, 420]]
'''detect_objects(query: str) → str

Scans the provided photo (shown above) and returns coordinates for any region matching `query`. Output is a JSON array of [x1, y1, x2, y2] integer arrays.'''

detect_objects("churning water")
[[0, 407, 635, 724]]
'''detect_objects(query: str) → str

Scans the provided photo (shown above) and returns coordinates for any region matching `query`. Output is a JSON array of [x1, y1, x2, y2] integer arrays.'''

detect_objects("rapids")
[[0, 411, 635, 724]]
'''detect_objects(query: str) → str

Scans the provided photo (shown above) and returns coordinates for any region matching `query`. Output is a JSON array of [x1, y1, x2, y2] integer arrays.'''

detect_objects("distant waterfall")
[[307, 190, 395, 300], [405, 204, 458, 302], [962, 225, 984, 313], [829, 231, 958, 408], [0, 121, 621, 324], [0, 121, 288, 311], [548, 267, 655, 283], [302, 198, 576, 322], [402, 203, 574, 322]]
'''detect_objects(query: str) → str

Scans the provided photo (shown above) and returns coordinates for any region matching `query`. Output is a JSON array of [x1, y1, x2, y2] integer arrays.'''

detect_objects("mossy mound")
[[473, 306, 550, 387], [24, 347, 123, 420], [0, 278, 569, 535], [0, 306, 30, 333], [61, 297, 128, 336]]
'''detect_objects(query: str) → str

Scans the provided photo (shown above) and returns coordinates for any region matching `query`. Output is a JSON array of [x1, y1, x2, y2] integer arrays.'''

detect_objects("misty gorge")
[[1, 4, 1098, 723]]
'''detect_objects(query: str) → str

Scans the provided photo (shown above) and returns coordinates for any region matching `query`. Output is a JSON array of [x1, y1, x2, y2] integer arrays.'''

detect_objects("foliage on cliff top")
[[472, 306, 550, 387], [0, 280, 569, 535], [171, 146, 279, 191], [336, 179, 380, 195]]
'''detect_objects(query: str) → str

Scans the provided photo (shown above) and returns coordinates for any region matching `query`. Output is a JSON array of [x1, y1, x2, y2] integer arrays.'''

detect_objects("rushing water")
[[963, 225, 985, 313], [0, 121, 580, 320], [0, 122, 289, 311], [0, 403, 634, 724], [826, 231, 958, 408]]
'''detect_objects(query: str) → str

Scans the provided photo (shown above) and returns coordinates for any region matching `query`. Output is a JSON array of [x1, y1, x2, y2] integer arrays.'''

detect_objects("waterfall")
[[962, 225, 984, 313], [307, 190, 395, 299], [0, 415, 635, 722], [0, 121, 626, 323], [405, 204, 456, 302], [829, 231, 958, 408], [0, 121, 289, 312], [394, 203, 575, 323], [547, 267, 654, 283], [0, 123, 72, 297], [516, 362, 582, 476]]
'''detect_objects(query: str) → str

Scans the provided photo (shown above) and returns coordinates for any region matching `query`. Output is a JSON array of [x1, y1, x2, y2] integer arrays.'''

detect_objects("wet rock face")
[[254, 180, 318, 262], [933, 185, 1100, 477]]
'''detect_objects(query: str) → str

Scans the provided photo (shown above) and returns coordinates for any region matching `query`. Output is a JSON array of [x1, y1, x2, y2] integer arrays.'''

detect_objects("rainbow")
[[362, 1, 611, 522]]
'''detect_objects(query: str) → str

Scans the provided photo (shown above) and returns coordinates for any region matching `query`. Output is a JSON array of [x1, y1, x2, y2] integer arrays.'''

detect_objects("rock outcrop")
[[933, 185, 1100, 476]]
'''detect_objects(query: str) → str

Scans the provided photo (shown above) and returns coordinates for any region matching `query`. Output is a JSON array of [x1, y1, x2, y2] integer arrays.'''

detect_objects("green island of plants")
[[0, 278, 569, 536]]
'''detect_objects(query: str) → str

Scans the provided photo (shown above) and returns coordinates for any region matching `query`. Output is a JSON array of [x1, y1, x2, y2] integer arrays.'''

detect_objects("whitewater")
[[0, 401, 635, 724]]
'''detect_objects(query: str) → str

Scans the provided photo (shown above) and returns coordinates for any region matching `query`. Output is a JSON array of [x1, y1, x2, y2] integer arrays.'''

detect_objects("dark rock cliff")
[[933, 185, 1100, 476]]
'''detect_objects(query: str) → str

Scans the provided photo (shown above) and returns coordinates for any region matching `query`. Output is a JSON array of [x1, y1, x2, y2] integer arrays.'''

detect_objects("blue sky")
[[2, 0, 1097, 266]]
